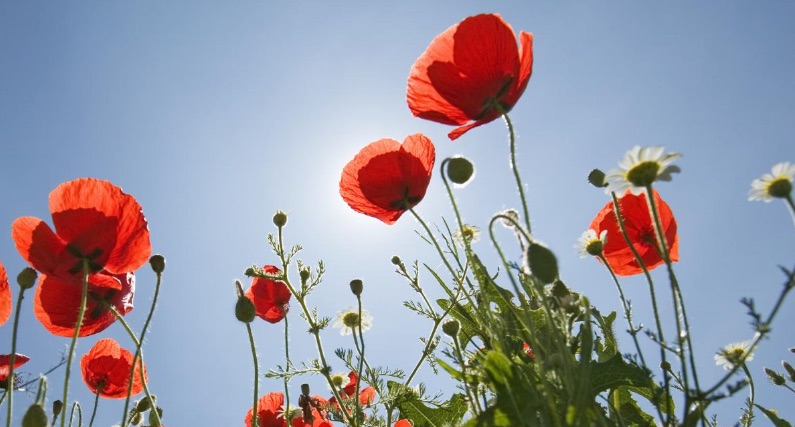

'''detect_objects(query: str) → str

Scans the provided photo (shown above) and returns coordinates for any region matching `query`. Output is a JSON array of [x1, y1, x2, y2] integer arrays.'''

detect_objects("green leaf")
[[609, 387, 656, 427], [755, 404, 794, 427], [395, 391, 468, 427]]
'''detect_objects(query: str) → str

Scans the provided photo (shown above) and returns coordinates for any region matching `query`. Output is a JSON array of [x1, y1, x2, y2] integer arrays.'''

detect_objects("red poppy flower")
[[12, 178, 151, 290], [81, 338, 146, 399], [328, 371, 377, 411], [0, 260, 11, 327], [589, 190, 679, 276], [0, 353, 30, 389], [245, 392, 332, 427], [34, 272, 134, 337], [395, 420, 412, 427], [522, 342, 535, 359], [407, 13, 533, 140], [340, 134, 435, 225], [245, 265, 291, 324]]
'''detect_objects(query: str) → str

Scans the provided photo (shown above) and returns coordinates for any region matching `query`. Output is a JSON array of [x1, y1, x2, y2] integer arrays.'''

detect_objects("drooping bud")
[[149, 255, 166, 274], [446, 157, 475, 186], [349, 279, 364, 296], [17, 268, 37, 289], [22, 404, 48, 427], [52, 401, 63, 418], [587, 169, 607, 188], [235, 295, 256, 323], [273, 211, 288, 228], [442, 319, 460, 338]]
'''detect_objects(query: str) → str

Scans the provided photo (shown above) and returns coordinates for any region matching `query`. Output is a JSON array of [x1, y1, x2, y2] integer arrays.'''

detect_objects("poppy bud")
[[588, 169, 607, 188], [446, 157, 475, 185], [783, 361, 795, 382], [235, 296, 256, 323], [442, 319, 460, 337], [660, 361, 672, 372], [301, 383, 310, 395], [273, 211, 288, 228], [149, 407, 163, 426], [22, 404, 48, 427], [525, 243, 558, 284], [17, 267, 37, 289], [391, 256, 401, 266], [131, 411, 143, 425], [349, 279, 364, 296], [136, 395, 155, 412], [52, 401, 63, 418], [300, 268, 311, 284], [149, 255, 166, 274], [765, 368, 787, 386]]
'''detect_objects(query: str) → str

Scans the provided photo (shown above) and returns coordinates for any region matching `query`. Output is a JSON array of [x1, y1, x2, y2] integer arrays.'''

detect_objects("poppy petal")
[[0, 353, 30, 383], [81, 338, 146, 399], [11, 217, 71, 278], [0, 261, 10, 326]]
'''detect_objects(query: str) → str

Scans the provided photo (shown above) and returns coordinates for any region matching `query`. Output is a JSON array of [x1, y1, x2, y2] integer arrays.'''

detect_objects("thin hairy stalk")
[[67, 402, 82, 427], [501, 111, 532, 235], [247, 320, 260, 427], [741, 363, 755, 427], [281, 308, 289, 424], [121, 266, 164, 427], [274, 226, 354, 426], [352, 295, 366, 423], [404, 291, 457, 386], [644, 185, 700, 397], [452, 334, 482, 416], [610, 192, 670, 423], [101, 303, 160, 427], [61, 259, 90, 427], [785, 194, 795, 228], [88, 390, 100, 427], [5, 284, 29, 427], [599, 255, 647, 367]]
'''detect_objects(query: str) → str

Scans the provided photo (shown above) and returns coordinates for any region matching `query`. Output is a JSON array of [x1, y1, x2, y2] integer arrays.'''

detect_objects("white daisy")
[[714, 340, 754, 370], [333, 307, 373, 336], [574, 229, 607, 258], [453, 224, 480, 245], [328, 372, 351, 390], [605, 146, 681, 195], [748, 162, 795, 202]]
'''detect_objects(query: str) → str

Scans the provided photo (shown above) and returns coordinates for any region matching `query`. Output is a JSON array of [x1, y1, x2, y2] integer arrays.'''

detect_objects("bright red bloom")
[[328, 371, 377, 411], [0, 353, 30, 389], [589, 190, 679, 276], [395, 420, 412, 427], [522, 342, 535, 359], [407, 14, 533, 140], [245, 392, 332, 427], [12, 178, 151, 290], [0, 260, 11, 327], [245, 265, 291, 324], [81, 338, 146, 399], [34, 272, 134, 337], [340, 134, 435, 225]]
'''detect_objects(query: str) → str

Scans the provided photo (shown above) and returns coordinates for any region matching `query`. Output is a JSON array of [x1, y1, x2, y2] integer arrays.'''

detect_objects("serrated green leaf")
[[395, 391, 468, 427], [609, 387, 655, 427], [755, 404, 794, 427]]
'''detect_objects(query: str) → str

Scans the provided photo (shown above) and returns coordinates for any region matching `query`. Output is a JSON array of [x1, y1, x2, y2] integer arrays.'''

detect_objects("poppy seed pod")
[[236, 296, 257, 323], [588, 169, 607, 188], [446, 157, 475, 185], [273, 211, 288, 228], [17, 267, 37, 289], [349, 279, 364, 296], [442, 319, 460, 337], [149, 255, 165, 274]]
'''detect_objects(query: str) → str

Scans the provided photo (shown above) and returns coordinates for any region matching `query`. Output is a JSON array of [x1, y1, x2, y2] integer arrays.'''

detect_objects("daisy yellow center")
[[342, 312, 361, 328], [767, 178, 792, 199], [330, 374, 347, 388], [626, 161, 660, 187]]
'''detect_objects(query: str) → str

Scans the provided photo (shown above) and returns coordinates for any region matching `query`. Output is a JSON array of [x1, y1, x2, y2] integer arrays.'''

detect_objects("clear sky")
[[1, 2, 794, 425]]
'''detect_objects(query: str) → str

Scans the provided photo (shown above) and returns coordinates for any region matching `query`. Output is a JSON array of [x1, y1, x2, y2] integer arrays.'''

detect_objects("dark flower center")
[[66, 244, 104, 274], [390, 187, 422, 210]]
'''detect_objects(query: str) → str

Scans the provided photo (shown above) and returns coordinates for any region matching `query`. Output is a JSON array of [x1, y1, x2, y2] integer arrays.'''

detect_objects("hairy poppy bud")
[[17, 267, 37, 289], [235, 296, 256, 323], [446, 157, 475, 185], [149, 407, 163, 426], [660, 361, 672, 372], [588, 169, 607, 188], [349, 279, 364, 296], [136, 395, 155, 412], [273, 211, 288, 228], [52, 401, 63, 418], [525, 243, 559, 284], [131, 411, 143, 425], [22, 404, 48, 427], [442, 319, 460, 337], [149, 255, 166, 274]]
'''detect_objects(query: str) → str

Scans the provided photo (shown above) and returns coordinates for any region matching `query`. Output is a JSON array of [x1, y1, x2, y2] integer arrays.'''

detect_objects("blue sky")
[[1, 2, 794, 425]]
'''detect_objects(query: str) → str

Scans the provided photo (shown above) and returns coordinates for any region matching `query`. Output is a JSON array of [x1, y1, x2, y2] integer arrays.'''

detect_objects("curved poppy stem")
[[501, 112, 532, 235], [67, 401, 82, 427], [88, 389, 100, 427], [61, 259, 90, 427], [610, 192, 670, 424], [5, 283, 29, 427], [121, 263, 164, 427], [643, 185, 700, 397]]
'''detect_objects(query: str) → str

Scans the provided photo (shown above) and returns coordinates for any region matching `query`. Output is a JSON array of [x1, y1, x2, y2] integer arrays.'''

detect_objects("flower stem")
[[61, 259, 90, 427], [5, 283, 29, 427], [281, 307, 289, 425], [599, 254, 647, 367], [785, 194, 795, 228], [247, 319, 260, 427], [88, 389, 100, 427], [502, 112, 533, 235], [741, 363, 755, 427]]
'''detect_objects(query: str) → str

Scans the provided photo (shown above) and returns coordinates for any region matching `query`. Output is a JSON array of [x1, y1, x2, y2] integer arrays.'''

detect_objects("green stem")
[[282, 307, 289, 425], [501, 112, 532, 235], [121, 267, 164, 427], [452, 334, 481, 416], [5, 284, 29, 427], [599, 254, 647, 367], [88, 389, 100, 427], [67, 402, 82, 427], [61, 259, 90, 427], [785, 194, 795, 228], [247, 321, 260, 427], [741, 363, 755, 427]]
